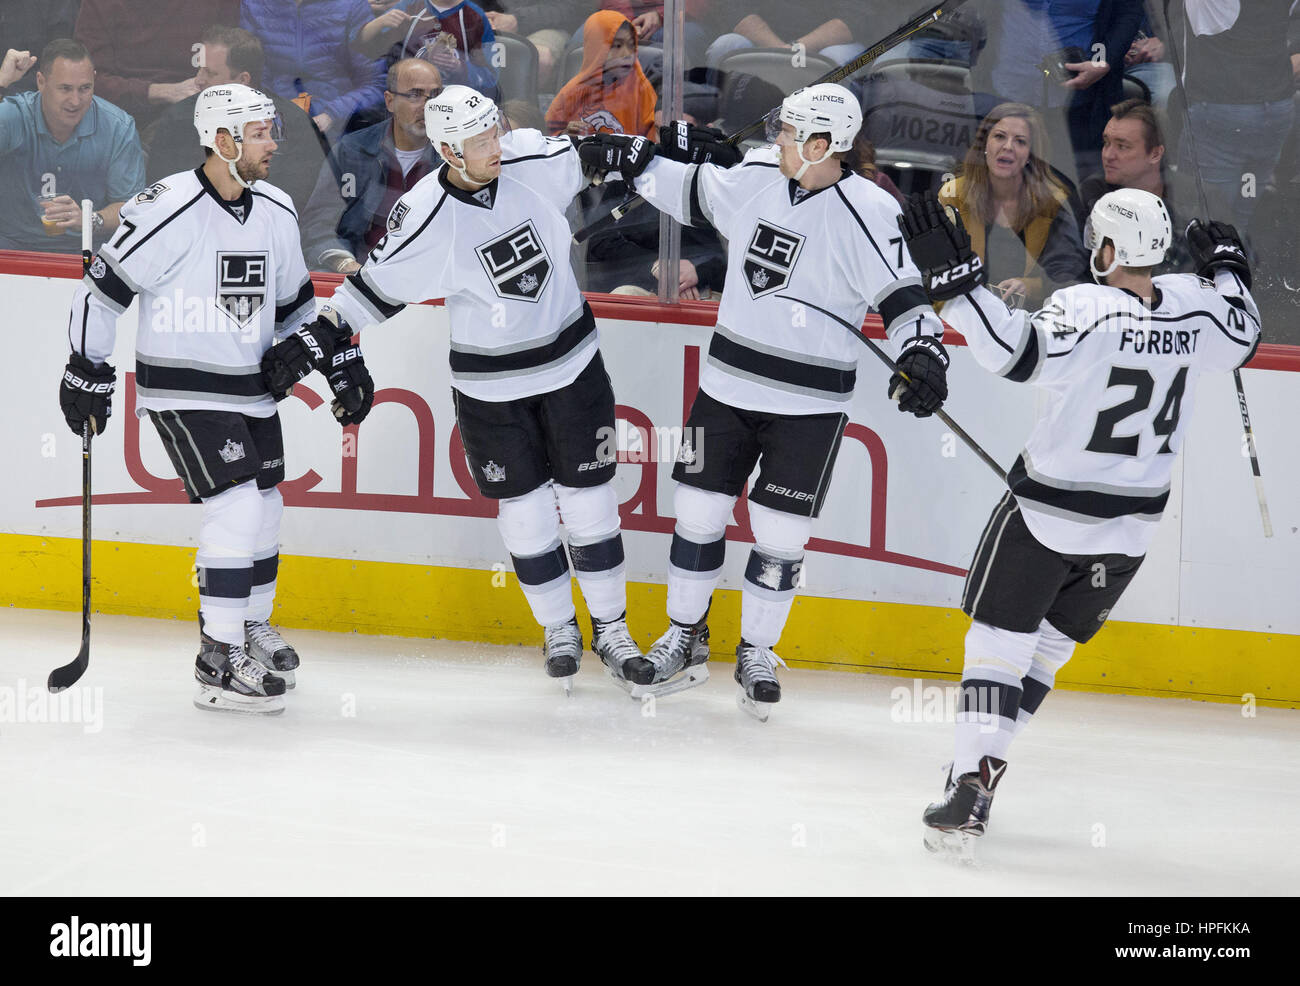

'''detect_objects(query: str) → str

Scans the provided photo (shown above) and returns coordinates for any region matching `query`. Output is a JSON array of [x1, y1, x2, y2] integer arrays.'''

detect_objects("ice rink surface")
[[1, 608, 1295, 896]]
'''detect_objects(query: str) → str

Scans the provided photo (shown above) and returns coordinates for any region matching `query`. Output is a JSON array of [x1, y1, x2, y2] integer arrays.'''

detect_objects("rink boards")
[[4, 263, 1298, 707]]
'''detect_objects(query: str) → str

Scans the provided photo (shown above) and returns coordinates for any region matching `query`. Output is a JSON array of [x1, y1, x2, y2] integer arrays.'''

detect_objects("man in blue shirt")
[[0, 39, 145, 252]]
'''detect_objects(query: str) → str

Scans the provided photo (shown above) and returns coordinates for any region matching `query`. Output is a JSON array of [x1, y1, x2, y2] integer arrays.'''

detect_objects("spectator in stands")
[[845, 133, 905, 206], [0, 40, 144, 252], [300, 58, 442, 273], [547, 11, 655, 137], [74, 0, 240, 136], [147, 26, 328, 219], [982, 0, 1143, 182], [1078, 97, 1188, 272], [476, 1, 595, 92], [0, 1, 80, 95], [241, 0, 386, 139], [1122, 17, 1174, 112], [350, 0, 500, 101], [1177, 0, 1297, 237], [561, 3, 712, 69], [702, 1, 867, 72], [501, 98, 546, 133], [939, 102, 1086, 309]]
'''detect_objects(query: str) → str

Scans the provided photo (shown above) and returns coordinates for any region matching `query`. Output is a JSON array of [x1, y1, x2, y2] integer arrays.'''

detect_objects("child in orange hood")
[[546, 11, 656, 139]]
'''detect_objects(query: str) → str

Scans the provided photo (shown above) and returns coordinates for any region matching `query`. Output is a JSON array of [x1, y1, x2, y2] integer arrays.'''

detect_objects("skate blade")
[[922, 826, 981, 864], [279, 669, 296, 690], [558, 674, 575, 696], [736, 690, 774, 722], [193, 683, 286, 716], [628, 663, 710, 700]]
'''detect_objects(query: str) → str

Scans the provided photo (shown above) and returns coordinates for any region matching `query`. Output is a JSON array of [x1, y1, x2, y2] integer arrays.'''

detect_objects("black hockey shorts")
[[453, 351, 617, 500], [671, 389, 848, 518], [148, 409, 285, 503], [961, 491, 1145, 644]]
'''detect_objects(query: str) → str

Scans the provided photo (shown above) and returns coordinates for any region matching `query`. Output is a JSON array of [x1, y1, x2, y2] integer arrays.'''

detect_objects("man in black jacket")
[[146, 25, 327, 218]]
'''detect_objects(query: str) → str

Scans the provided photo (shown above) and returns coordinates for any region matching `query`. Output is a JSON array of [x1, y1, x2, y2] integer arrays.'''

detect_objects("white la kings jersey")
[[70, 168, 315, 417], [633, 145, 944, 415], [943, 270, 1261, 556], [327, 128, 593, 402]]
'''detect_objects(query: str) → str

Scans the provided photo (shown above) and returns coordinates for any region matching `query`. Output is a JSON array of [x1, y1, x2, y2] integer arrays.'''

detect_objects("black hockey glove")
[[578, 133, 657, 182], [327, 340, 374, 426], [658, 120, 741, 167], [897, 194, 986, 301], [889, 336, 949, 417], [59, 353, 116, 436], [1185, 219, 1251, 289], [261, 321, 334, 399]]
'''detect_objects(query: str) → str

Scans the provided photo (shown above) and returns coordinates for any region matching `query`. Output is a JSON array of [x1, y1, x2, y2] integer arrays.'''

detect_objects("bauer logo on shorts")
[[215, 252, 268, 329], [743, 221, 805, 299], [476, 221, 552, 302]]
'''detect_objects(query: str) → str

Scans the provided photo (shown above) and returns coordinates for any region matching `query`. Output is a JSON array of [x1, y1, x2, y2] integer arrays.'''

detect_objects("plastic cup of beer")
[[38, 193, 63, 237]]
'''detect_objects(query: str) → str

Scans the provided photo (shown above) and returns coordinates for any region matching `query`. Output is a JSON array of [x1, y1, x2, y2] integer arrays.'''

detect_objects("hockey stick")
[[48, 200, 96, 692], [572, 0, 968, 245], [1162, 0, 1272, 537], [776, 293, 1007, 483]]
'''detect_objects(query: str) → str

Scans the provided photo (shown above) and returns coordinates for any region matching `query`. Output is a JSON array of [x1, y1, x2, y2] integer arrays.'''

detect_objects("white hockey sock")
[[498, 483, 575, 629], [666, 485, 735, 625], [739, 545, 802, 647], [245, 487, 283, 624], [1012, 621, 1076, 738], [952, 621, 1038, 776], [555, 483, 625, 624], [196, 482, 262, 646]]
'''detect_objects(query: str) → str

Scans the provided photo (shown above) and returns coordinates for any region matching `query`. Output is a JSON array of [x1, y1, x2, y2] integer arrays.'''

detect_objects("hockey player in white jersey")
[[261, 85, 647, 693], [57, 84, 373, 715], [897, 187, 1262, 855], [578, 85, 950, 717]]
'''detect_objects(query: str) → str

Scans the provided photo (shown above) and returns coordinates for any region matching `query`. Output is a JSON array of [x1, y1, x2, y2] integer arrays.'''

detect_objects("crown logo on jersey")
[[218, 439, 246, 463], [88, 257, 107, 279], [751, 268, 769, 289], [482, 460, 506, 483], [216, 251, 268, 329], [476, 220, 552, 304]]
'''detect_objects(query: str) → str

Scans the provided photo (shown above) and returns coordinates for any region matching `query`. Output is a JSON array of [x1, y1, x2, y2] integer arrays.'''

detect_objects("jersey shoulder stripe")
[[117, 188, 205, 262], [378, 188, 449, 264], [831, 183, 892, 271], [251, 186, 298, 221]]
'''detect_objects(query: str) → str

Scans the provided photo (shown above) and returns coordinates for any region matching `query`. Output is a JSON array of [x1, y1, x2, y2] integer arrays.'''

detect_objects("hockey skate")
[[627, 617, 711, 700], [194, 633, 287, 715], [922, 755, 1007, 861], [245, 620, 299, 689], [543, 617, 584, 695], [591, 612, 653, 695], [734, 640, 786, 721]]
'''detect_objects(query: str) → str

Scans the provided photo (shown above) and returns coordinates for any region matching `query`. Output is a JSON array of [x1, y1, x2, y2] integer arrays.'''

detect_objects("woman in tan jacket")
[[938, 103, 1087, 309]]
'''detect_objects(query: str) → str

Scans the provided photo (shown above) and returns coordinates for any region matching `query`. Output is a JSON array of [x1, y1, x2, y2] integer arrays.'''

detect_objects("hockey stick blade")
[[776, 293, 1007, 484], [572, 0, 968, 245]]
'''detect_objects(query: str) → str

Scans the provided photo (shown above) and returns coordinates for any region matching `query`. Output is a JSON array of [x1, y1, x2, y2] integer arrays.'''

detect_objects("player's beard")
[[236, 155, 270, 184]]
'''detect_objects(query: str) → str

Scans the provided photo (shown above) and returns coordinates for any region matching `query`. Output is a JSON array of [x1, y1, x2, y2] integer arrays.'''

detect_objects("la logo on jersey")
[[743, 220, 805, 299], [476, 221, 552, 303], [215, 252, 268, 328]]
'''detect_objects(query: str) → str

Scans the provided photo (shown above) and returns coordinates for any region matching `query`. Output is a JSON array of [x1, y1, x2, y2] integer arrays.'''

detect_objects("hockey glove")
[[578, 133, 657, 182], [1185, 219, 1251, 289], [327, 340, 374, 426], [658, 120, 741, 167], [889, 336, 949, 417], [261, 322, 333, 400], [897, 194, 986, 301], [59, 353, 116, 436]]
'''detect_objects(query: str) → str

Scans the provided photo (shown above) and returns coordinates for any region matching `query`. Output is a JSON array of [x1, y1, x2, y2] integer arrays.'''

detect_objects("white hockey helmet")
[[771, 83, 862, 180], [194, 84, 280, 188], [425, 85, 499, 180], [1084, 187, 1171, 280]]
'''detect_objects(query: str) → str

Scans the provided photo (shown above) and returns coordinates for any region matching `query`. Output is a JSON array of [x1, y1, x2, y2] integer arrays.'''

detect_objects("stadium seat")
[[491, 32, 539, 104]]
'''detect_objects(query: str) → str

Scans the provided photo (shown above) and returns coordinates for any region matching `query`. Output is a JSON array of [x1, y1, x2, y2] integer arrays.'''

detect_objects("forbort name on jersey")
[[1118, 327, 1201, 355]]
